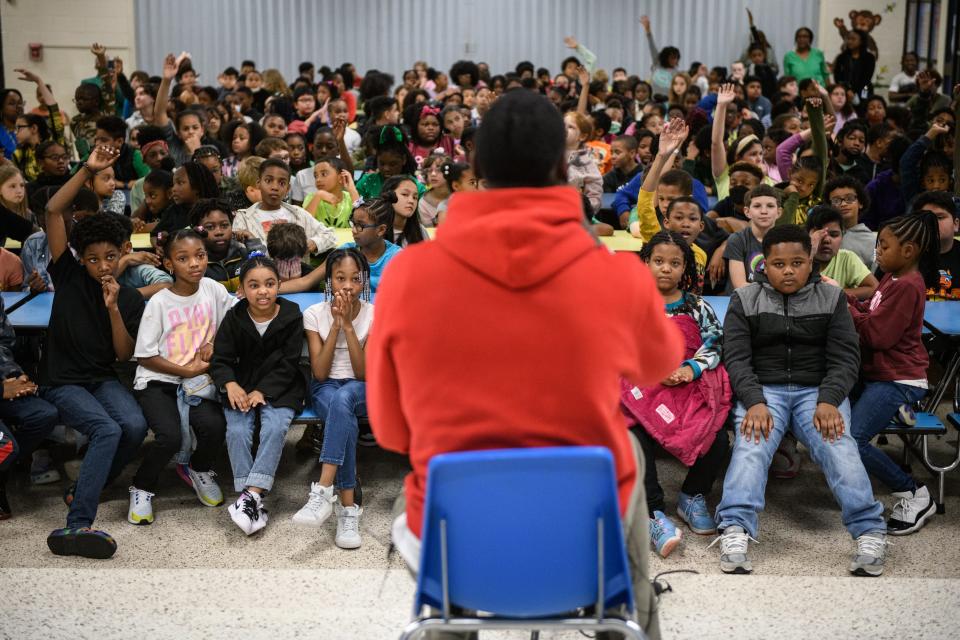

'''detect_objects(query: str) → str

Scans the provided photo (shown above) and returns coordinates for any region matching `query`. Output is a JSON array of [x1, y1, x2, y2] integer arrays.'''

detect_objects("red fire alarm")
[[28, 43, 43, 62]]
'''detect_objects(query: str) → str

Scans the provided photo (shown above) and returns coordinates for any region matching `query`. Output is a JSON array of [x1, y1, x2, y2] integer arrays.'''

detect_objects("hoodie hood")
[[434, 186, 602, 289]]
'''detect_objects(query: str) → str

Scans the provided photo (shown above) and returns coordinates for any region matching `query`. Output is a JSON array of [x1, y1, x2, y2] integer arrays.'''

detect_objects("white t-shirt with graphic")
[[134, 278, 238, 389]]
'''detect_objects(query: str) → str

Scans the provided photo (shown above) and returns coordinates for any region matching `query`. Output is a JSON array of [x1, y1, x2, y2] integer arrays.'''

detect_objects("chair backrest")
[[414, 446, 635, 619]]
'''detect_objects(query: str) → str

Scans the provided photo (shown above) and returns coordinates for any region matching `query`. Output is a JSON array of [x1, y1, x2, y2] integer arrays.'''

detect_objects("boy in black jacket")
[[714, 225, 886, 576], [211, 255, 305, 535]]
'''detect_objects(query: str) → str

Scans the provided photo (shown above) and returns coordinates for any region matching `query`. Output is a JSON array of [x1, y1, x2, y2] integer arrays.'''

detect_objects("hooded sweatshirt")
[[367, 185, 684, 538]]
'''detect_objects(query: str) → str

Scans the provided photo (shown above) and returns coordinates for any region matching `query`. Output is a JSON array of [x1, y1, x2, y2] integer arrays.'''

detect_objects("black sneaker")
[[47, 527, 117, 559]]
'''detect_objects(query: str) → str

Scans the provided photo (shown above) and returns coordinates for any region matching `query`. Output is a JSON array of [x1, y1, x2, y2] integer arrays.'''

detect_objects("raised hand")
[[576, 65, 590, 87], [747, 8, 755, 27], [917, 70, 936, 94], [85, 145, 120, 172], [717, 83, 736, 105], [660, 118, 689, 155], [162, 54, 179, 81], [823, 113, 837, 133], [563, 36, 579, 49], [926, 122, 950, 140], [90, 42, 107, 58], [14, 68, 42, 85], [804, 96, 823, 110], [640, 15, 651, 32], [833, 17, 845, 29]]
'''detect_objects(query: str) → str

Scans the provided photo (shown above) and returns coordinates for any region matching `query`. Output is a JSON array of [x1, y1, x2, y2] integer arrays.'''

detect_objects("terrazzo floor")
[[1, 425, 959, 639]]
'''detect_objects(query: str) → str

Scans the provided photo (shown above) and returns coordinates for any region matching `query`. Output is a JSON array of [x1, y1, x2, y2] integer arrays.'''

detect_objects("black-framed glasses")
[[350, 219, 378, 232], [43, 154, 69, 162]]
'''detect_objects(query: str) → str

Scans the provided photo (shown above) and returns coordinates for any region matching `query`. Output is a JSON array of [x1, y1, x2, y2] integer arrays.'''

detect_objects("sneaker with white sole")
[[887, 484, 936, 535], [127, 486, 155, 525], [184, 467, 223, 507], [850, 531, 887, 576], [228, 490, 268, 535], [335, 503, 363, 549], [709, 525, 757, 574], [30, 449, 61, 485], [291, 482, 335, 527], [649, 511, 682, 558]]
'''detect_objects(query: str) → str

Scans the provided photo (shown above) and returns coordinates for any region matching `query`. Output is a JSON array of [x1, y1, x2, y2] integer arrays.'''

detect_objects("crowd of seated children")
[[0, 14, 956, 575]]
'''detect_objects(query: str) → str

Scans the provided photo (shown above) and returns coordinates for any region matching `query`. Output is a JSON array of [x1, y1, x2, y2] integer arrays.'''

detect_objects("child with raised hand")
[[293, 248, 374, 548], [714, 224, 887, 577], [825, 175, 876, 269], [849, 211, 942, 535], [724, 185, 782, 290], [628, 117, 689, 240], [622, 231, 730, 558], [128, 228, 236, 525], [232, 159, 337, 255], [381, 174, 429, 247], [806, 205, 878, 299], [712, 83, 773, 200], [190, 198, 259, 292], [40, 146, 149, 559], [211, 254, 305, 535], [302, 156, 358, 228]]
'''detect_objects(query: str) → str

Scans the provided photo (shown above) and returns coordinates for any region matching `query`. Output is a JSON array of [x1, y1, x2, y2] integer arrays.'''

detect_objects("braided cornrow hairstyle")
[[880, 210, 941, 288], [323, 247, 372, 303], [639, 230, 699, 303]]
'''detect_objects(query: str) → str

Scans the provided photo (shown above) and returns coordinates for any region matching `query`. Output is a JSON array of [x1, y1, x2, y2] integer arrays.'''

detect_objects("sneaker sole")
[[887, 501, 937, 536], [335, 538, 362, 550], [676, 507, 717, 535], [192, 486, 224, 507], [47, 531, 116, 559], [656, 534, 682, 558], [31, 471, 61, 485], [127, 513, 154, 525], [720, 562, 752, 574], [291, 512, 332, 528], [850, 565, 883, 577]]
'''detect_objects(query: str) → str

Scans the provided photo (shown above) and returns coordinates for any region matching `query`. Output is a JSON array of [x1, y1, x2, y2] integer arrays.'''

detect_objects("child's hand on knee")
[[225, 382, 250, 412], [741, 403, 773, 443], [813, 402, 844, 442]]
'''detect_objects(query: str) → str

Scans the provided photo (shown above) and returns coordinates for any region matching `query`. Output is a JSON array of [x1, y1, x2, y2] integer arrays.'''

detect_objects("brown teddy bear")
[[834, 10, 881, 58]]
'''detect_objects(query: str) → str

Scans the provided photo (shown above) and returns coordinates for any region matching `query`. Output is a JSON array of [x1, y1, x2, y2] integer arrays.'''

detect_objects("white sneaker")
[[228, 491, 268, 535], [291, 483, 335, 527], [186, 468, 224, 507], [887, 485, 936, 535], [707, 526, 757, 574], [30, 449, 61, 485], [127, 486, 155, 525], [335, 503, 363, 549]]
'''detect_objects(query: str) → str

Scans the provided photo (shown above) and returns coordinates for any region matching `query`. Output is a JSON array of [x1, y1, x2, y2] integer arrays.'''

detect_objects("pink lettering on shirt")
[[165, 301, 215, 365]]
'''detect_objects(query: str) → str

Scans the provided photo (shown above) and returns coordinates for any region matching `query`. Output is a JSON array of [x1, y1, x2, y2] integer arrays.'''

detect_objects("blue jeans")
[[715, 384, 885, 539], [851, 381, 927, 493], [0, 395, 60, 464], [224, 404, 294, 492], [311, 379, 367, 490], [41, 381, 149, 528]]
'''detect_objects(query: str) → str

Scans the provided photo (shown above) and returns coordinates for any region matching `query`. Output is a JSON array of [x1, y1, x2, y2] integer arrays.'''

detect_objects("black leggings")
[[634, 426, 729, 518], [134, 381, 226, 492]]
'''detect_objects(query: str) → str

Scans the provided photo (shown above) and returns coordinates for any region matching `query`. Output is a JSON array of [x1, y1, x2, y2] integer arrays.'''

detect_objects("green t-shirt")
[[821, 249, 870, 288], [304, 190, 353, 228]]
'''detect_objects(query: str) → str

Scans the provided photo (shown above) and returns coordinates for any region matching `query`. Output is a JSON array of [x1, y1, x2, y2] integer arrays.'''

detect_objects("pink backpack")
[[620, 314, 732, 466]]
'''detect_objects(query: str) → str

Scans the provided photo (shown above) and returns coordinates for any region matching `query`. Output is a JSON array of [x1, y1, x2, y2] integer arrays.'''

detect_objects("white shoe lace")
[[857, 534, 888, 558], [306, 491, 327, 513], [890, 496, 910, 521], [707, 530, 757, 555], [339, 508, 360, 534], [129, 487, 154, 505], [195, 471, 218, 489]]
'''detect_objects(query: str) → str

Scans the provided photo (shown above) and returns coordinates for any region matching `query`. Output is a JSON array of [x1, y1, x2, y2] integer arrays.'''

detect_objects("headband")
[[419, 104, 441, 120], [140, 139, 169, 156], [735, 134, 759, 156]]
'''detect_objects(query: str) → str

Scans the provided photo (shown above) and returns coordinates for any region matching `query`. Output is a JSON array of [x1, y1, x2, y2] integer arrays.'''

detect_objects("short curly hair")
[[69, 213, 127, 254]]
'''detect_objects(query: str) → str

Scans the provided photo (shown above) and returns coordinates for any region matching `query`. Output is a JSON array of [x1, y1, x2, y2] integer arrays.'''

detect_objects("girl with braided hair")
[[293, 248, 374, 549], [354, 125, 422, 199], [849, 209, 941, 536], [622, 230, 731, 558]]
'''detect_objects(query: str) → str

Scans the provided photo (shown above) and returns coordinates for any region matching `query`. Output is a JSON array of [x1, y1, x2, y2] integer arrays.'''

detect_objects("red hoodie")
[[367, 186, 684, 537]]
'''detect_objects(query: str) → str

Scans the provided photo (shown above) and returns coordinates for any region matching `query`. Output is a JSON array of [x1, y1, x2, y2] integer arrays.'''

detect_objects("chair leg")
[[530, 631, 540, 640]]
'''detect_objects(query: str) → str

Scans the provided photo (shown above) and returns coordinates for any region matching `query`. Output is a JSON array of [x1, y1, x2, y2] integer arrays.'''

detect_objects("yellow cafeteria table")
[[5, 233, 153, 251], [332, 228, 642, 252]]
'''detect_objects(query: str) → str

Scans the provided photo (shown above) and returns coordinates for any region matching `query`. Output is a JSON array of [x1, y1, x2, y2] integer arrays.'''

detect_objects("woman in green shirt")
[[783, 27, 829, 86]]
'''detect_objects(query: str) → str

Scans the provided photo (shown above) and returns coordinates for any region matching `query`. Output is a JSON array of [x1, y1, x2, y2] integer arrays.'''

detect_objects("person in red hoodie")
[[367, 89, 683, 639]]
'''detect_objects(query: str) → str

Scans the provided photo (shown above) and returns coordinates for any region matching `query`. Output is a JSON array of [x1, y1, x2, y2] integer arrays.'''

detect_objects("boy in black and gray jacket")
[[712, 224, 887, 577]]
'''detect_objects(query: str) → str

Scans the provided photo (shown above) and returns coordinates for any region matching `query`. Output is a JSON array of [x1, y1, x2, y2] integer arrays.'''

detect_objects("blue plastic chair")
[[398, 446, 646, 639]]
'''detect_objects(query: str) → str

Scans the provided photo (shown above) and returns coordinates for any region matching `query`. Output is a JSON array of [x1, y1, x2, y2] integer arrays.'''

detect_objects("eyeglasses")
[[42, 154, 69, 162], [350, 220, 379, 232], [829, 196, 858, 206], [16, 124, 30, 130]]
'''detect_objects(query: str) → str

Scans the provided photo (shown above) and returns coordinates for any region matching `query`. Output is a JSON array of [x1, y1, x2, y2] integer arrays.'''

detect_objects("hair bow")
[[420, 104, 441, 120], [378, 125, 403, 145]]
